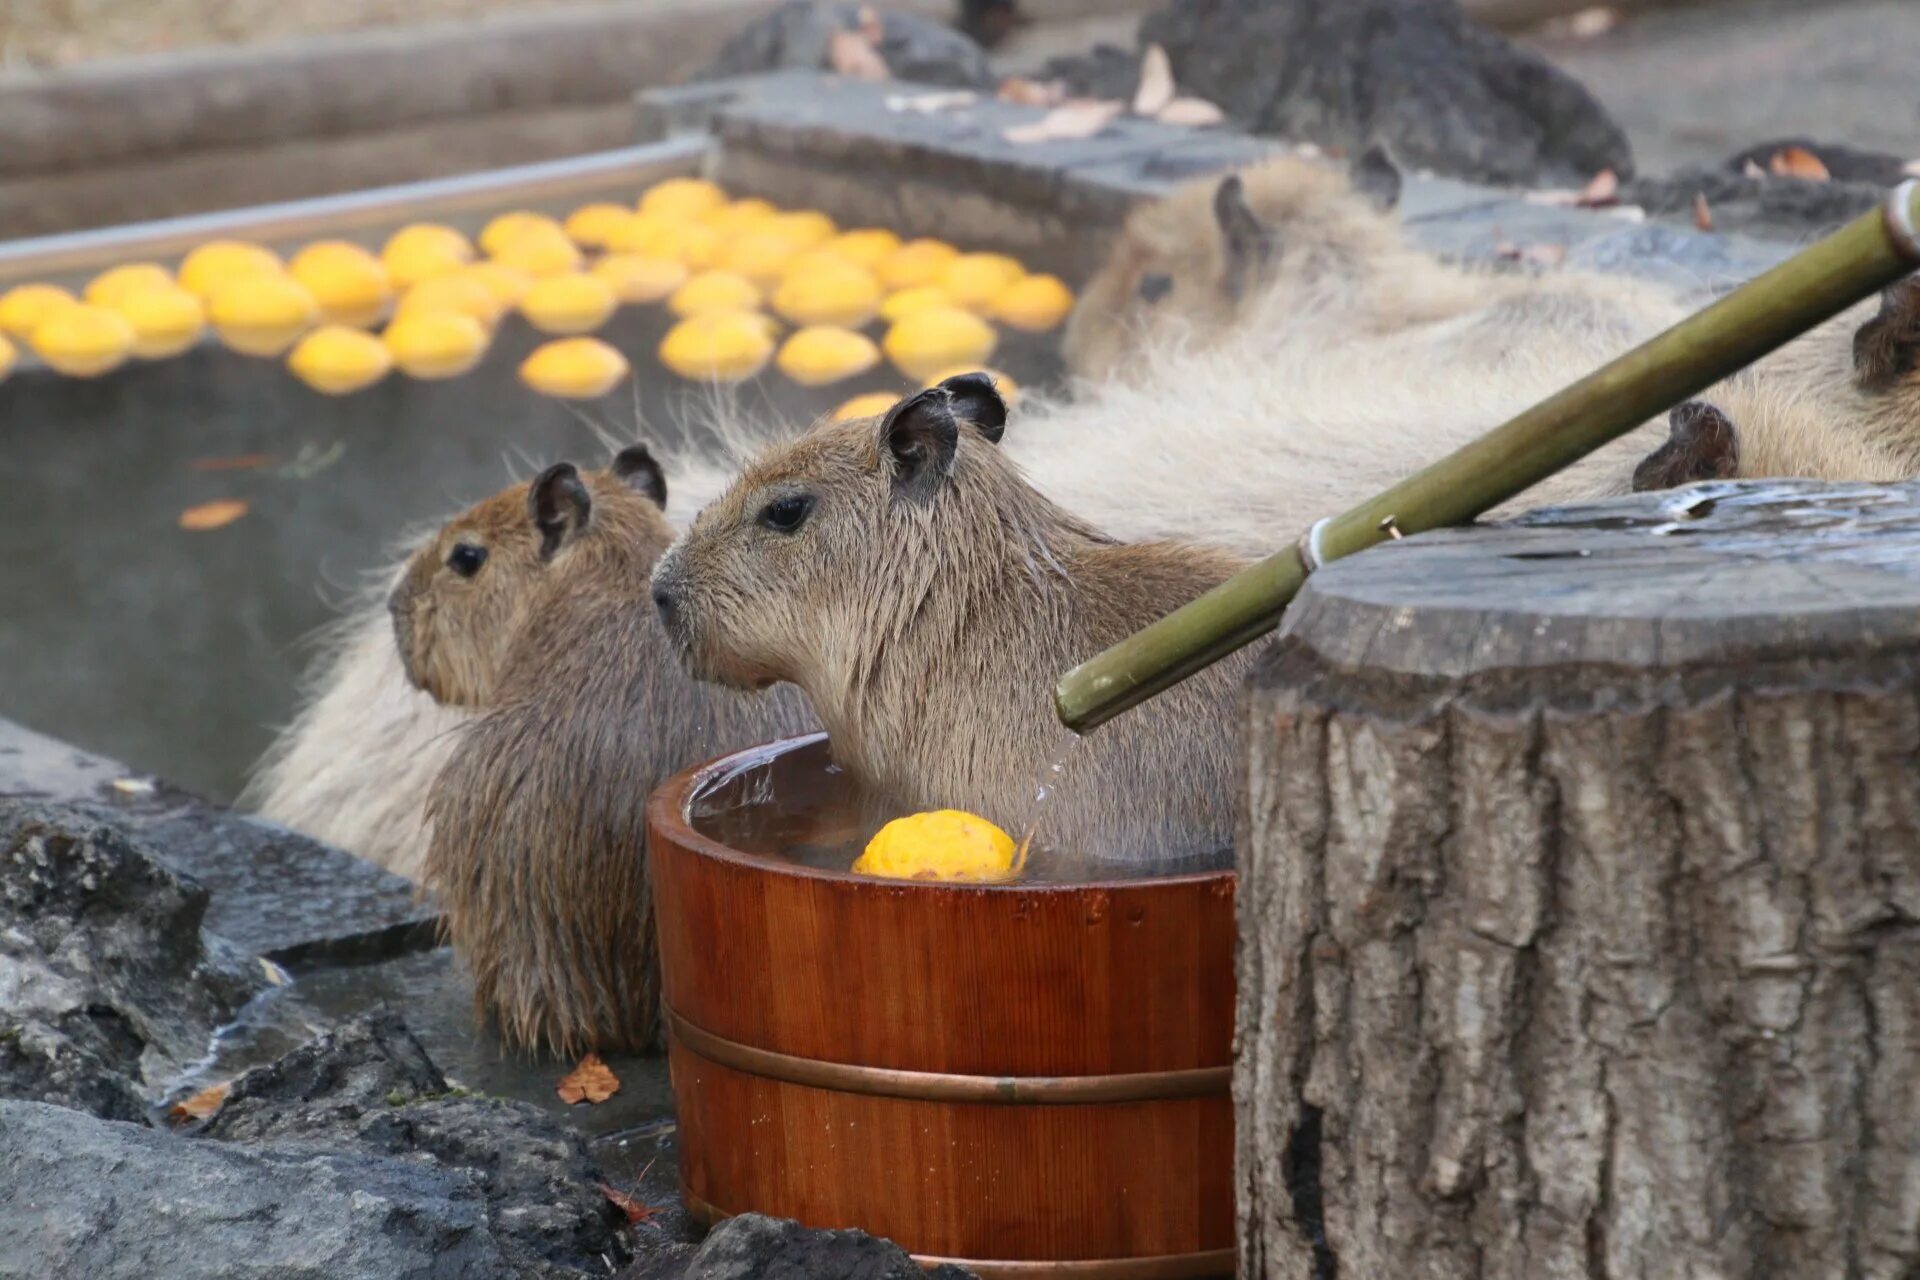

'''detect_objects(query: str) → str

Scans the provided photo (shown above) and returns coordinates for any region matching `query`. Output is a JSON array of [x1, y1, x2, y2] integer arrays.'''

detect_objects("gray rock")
[[0, 801, 264, 1121], [1138, 0, 1632, 187], [1622, 165, 1883, 242], [0, 1099, 513, 1280], [675, 1213, 977, 1280], [699, 1, 992, 89], [197, 1010, 628, 1276]]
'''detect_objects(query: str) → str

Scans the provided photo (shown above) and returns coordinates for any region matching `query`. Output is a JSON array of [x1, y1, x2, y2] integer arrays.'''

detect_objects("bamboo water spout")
[[1054, 180, 1920, 734]]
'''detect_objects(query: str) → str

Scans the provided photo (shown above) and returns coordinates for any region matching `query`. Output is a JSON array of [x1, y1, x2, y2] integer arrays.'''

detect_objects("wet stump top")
[[1239, 479, 1920, 1280]]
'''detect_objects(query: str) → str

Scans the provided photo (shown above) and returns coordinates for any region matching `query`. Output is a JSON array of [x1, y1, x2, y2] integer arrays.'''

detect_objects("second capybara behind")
[[392, 444, 814, 1055], [652, 374, 1257, 864]]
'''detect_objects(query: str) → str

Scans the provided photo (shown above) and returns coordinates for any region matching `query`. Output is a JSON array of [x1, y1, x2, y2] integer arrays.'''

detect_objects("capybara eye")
[[1137, 273, 1173, 304], [447, 543, 489, 578], [758, 494, 815, 534]]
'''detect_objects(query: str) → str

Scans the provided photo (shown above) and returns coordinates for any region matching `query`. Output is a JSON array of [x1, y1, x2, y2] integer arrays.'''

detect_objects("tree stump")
[[1238, 480, 1920, 1280]]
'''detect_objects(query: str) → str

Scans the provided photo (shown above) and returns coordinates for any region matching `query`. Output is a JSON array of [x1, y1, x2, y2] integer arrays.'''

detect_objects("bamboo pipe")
[[1055, 180, 1920, 733]]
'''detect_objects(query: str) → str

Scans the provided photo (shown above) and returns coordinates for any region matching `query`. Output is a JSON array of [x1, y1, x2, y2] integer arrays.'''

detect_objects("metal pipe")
[[1056, 180, 1920, 733]]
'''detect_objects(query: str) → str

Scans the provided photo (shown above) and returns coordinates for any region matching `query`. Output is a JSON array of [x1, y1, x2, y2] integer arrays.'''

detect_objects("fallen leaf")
[[996, 76, 1065, 108], [1002, 99, 1123, 145], [110, 777, 155, 795], [1769, 145, 1830, 181], [191, 453, 273, 472], [1566, 5, 1620, 37], [1575, 168, 1619, 207], [1132, 44, 1175, 117], [828, 28, 888, 81], [170, 1081, 230, 1122], [1742, 158, 1768, 180], [557, 1053, 621, 1105], [599, 1182, 658, 1224], [1692, 192, 1714, 231], [178, 499, 250, 531], [1157, 97, 1226, 128], [885, 89, 975, 113]]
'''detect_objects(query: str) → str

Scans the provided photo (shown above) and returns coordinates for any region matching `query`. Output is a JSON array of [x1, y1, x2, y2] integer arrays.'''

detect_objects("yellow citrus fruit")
[[771, 257, 882, 328], [380, 224, 474, 289], [852, 810, 1022, 883], [0, 284, 78, 338], [668, 270, 762, 318], [992, 273, 1074, 332], [879, 285, 955, 323], [288, 241, 392, 328], [460, 261, 534, 309], [478, 210, 565, 258], [764, 209, 837, 249], [178, 241, 283, 301], [0, 333, 13, 382], [564, 202, 634, 248], [395, 273, 507, 328], [825, 228, 904, 270], [519, 336, 631, 399], [939, 253, 1027, 312], [718, 229, 808, 286], [924, 364, 1019, 408], [488, 223, 584, 278], [208, 275, 320, 357], [701, 196, 779, 234], [601, 212, 681, 256], [776, 326, 881, 387], [383, 310, 488, 379], [109, 285, 206, 358], [591, 254, 688, 305], [30, 303, 135, 377], [288, 325, 394, 395], [658, 310, 774, 383], [519, 273, 618, 335], [638, 176, 728, 220], [83, 263, 175, 308], [829, 390, 903, 422], [648, 221, 725, 270], [877, 238, 960, 290], [883, 305, 997, 381]]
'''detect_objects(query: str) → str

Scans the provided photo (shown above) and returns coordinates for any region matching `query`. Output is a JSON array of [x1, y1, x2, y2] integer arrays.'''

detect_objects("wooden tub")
[[646, 733, 1237, 1279]]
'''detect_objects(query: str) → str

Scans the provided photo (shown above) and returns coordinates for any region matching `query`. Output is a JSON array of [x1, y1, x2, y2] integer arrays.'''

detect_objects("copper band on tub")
[[665, 1005, 1230, 1105], [681, 1190, 1235, 1279]]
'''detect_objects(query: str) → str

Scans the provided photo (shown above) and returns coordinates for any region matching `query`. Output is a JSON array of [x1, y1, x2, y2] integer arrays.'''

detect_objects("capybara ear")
[[1852, 277, 1920, 391], [611, 443, 668, 509], [1350, 142, 1403, 212], [936, 371, 1008, 444], [529, 462, 592, 559], [1632, 400, 1740, 492], [878, 387, 959, 493], [1213, 173, 1276, 303]]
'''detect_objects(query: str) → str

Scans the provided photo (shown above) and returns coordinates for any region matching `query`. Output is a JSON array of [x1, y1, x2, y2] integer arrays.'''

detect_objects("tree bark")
[[1238, 480, 1920, 1280]]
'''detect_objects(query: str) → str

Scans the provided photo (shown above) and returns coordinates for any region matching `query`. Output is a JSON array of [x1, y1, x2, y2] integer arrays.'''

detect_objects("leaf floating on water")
[[1132, 44, 1175, 116], [1692, 192, 1714, 231], [827, 28, 888, 81], [557, 1053, 621, 1105], [1157, 97, 1226, 128], [178, 499, 249, 531], [996, 76, 1064, 108], [190, 453, 272, 472], [598, 1182, 658, 1224], [1002, 99, 1123, 145], [1575, 168, 1619, 207], [1769, 145, 1830, 181], [170, 1081, 230, 1122]]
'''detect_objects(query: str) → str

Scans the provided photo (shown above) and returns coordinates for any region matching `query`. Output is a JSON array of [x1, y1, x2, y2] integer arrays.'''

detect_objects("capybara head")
[[652, 372, 1035, 693], [1062, 147, 1404, 382], [390, 444, 671, 706]]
